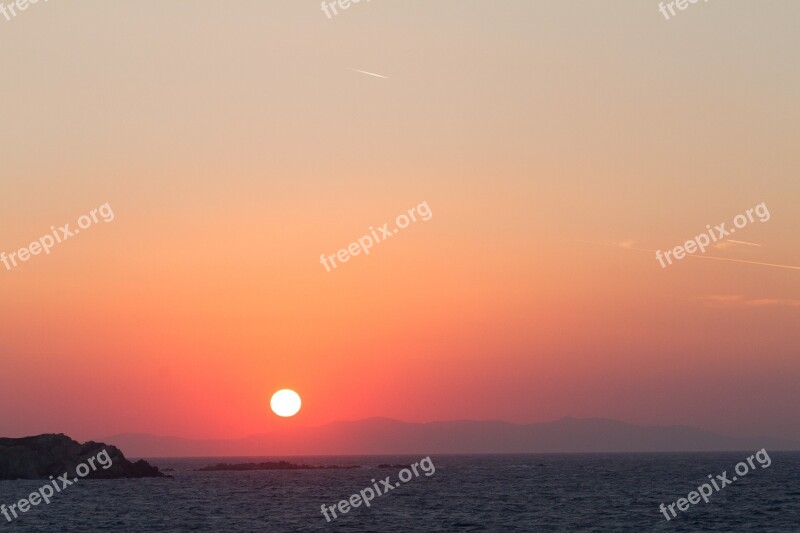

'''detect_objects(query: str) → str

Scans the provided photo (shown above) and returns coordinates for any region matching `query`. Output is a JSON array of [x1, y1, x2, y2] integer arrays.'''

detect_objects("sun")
[[270, 389, 302, 417]]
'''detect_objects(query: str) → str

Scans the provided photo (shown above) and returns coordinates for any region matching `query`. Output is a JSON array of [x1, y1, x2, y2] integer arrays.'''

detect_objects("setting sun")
[[270, 389, 302, 417]]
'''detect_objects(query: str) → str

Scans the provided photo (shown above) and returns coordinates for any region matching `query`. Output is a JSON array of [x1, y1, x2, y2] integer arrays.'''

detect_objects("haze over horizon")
[[91, 415, 800, 446]]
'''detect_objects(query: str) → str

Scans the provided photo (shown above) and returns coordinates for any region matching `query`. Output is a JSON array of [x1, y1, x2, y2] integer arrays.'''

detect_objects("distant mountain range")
[[100, 417, 800, 458]]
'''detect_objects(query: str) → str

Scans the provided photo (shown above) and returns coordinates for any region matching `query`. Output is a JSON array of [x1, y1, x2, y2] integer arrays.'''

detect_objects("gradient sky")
[[1, 1, 798, 443]]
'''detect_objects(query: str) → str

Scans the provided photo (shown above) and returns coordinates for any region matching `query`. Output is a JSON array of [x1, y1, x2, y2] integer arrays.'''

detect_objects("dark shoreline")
[[196, 460, 360, 471]]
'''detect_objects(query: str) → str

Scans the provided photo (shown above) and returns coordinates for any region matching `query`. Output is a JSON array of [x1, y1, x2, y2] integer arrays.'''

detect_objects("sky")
[[1, 1, 799, 444]]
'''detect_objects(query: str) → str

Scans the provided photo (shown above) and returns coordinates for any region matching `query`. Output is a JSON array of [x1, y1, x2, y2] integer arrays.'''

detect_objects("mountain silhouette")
[[101, 417, 800, 457]]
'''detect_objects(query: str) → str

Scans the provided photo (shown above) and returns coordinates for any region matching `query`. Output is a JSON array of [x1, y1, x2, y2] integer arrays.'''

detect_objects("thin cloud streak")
[[576, 240, 800, 271], [349, 68, 389, 79], [696, 295, 800, 308], [682, 254, 800, 271]]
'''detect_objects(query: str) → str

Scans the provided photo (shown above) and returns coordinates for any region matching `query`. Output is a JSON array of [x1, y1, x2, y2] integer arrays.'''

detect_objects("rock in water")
[[0, 434, 167, 480]]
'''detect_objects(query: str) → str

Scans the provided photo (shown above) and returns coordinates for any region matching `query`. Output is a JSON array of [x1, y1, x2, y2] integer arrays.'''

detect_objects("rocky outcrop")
[[0, 434, 166, 480]]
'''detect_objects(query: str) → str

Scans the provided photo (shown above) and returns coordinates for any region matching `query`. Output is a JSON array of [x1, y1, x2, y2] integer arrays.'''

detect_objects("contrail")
[[725, 239, 762, 247], [575, 240, 800, 271], [682, 254, 800, 271], [349, 68, 389, 79]]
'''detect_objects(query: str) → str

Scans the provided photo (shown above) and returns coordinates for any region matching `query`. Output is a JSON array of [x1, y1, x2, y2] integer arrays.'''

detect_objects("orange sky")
[[1, 1, 799, 443]]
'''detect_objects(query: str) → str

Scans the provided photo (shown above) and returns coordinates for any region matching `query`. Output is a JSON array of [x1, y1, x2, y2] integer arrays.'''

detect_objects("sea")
[[0, 452, 798, 532]]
